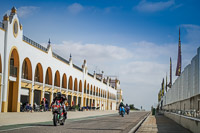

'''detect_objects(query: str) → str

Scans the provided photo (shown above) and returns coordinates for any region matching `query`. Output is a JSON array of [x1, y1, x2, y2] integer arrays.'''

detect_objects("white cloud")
[[120, 61, 167, 84], [51, 41, 132, 73], [67, 3, 84, 14], [135, 0, 175, 12], [18, 6, 39, 18], [131, 41, 177, 60]]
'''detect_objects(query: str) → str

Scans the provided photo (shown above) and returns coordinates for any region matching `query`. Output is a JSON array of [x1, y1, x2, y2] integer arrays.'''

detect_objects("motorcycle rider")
[[52, 92, 67, 119], [119, 99, 125, 114], [119, 100, 124, 109], [125, 104, 130, 114], [125, 104, 129, 109]]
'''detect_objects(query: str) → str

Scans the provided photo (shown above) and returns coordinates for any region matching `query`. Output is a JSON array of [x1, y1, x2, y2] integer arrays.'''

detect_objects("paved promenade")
[[136, 114, 191, 133], [0, 110, 118, 126], [0, 111, 149, 133]]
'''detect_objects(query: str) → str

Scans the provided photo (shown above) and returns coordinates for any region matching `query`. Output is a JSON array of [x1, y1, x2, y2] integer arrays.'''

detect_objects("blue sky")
[[1, 0, 200, 110]]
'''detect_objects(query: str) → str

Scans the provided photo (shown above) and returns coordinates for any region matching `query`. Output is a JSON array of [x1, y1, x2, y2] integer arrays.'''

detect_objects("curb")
[[128, 113, 150, 133]]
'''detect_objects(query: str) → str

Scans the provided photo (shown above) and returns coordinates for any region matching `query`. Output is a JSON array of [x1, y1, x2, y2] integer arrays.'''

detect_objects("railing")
[[23, 35, 48, 52], [96, 77, 101, 82], [0, 22, 4, 29], [21, 78, 32, 83], [45, 84, 52, 88], [54, 86, 60, 89], [10, 65, 17, 77], [34, 81, 43, 86], [88, 73, 94, 78], [164, 110, 200, 119], [73, 64, 82, 71], [53, 52, 69, 64]]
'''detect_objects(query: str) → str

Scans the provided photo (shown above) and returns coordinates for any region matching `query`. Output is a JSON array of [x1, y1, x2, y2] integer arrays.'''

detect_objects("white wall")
[[164, 48, 200, 106]]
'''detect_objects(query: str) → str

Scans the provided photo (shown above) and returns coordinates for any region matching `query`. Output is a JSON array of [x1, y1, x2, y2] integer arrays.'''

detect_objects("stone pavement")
[[0, 110, 117, 126], [136, 114, 191, 133]]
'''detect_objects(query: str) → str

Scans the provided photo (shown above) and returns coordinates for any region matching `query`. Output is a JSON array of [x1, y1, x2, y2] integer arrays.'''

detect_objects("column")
[[76, 95, 78, 105], [31, 85, 34, 106]]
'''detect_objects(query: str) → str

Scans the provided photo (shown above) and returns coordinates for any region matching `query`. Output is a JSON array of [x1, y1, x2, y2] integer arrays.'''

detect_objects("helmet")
[[56, 92, 61, 98]]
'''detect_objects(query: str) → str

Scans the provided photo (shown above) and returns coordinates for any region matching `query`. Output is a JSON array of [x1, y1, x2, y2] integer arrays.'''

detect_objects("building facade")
[[0, 7, 119, 112]]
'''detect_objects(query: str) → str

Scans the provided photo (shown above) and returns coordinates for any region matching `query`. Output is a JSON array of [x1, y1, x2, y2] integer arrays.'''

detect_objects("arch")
[[68, 76, 73, 90], [7, 48, 20, 112], [90, 85, 93, 95], [87, 83, 89, 94], [74, 78, 78, 91], [93, 86, 95, 95], [54, 70, 60, 87], [34, 63, 43, 83], [84, 80, 86, 93], [45, 67, 52, 85], [0, 54, 2, 73], [21, 57, 32, 80], [62, 73, 67, 89], [79, 80, 82, 92], [96, 87, 98, 96], [99, 88, 101, 96]]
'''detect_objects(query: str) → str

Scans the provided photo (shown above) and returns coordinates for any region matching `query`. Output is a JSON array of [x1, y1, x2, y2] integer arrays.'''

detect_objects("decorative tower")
[[47, 38, 51, 49], [176, 27, 182, 76], [69, 53, 73, 66], [168, 57, 172, 88]]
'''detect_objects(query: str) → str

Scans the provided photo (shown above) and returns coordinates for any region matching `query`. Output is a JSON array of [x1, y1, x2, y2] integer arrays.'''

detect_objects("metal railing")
[[23, 35, 71, 66], [88, 73, 94, 78], [96, 77, 101, 82], [164, 109, 200, 119], [10, 65, 17, 77], [53, 52, 69, 64], [73, 64, 82, 71], [23, 35, 47, 52], [0, 22, 4, 29]]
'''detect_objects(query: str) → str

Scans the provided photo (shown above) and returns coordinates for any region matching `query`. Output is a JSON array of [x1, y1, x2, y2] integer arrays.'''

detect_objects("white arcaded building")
[[0, 7, 119, 112]]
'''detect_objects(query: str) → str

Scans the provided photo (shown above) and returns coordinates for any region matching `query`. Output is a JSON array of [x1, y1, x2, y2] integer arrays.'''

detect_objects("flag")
[[168, 57, 172, 88], [162, 78, 164, 96], [176, 27, 182, 76]]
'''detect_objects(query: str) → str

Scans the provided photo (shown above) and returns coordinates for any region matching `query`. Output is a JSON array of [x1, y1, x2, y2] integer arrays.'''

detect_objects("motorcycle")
[[51, 100, 65, 126], [119, 106, 125, 117], [125, 106, 130, 115]]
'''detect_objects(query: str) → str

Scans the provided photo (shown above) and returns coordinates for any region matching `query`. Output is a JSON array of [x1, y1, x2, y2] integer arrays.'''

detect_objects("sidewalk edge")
[[128, 112, 150, 133]]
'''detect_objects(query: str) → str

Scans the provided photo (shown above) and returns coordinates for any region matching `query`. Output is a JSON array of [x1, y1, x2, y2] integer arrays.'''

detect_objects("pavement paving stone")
[[136, 114, 192, 133]]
